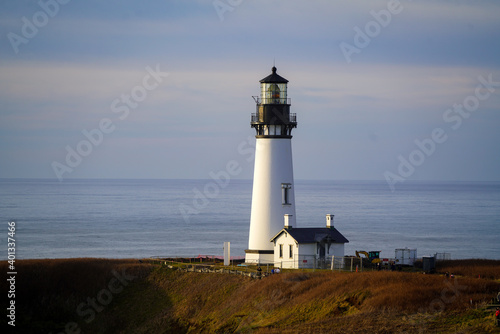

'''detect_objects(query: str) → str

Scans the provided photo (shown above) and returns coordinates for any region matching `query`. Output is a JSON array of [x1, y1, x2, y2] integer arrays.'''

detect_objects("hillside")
[[2, 258, 499, 333]]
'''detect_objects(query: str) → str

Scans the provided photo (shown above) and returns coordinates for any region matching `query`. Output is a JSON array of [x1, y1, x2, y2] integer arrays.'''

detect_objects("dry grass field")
[[1, 258, 499, 333], [436, 259, 500, 280]]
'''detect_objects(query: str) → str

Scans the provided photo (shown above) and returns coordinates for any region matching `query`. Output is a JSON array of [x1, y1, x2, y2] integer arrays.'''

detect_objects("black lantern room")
[[251, 67, 297, 138]]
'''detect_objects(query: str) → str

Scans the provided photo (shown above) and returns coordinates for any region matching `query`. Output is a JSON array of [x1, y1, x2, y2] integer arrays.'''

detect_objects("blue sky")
[[1, 0, 499, 182]]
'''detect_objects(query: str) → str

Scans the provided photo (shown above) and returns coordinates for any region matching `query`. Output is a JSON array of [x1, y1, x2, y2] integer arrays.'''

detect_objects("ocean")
[[1, 179, 499, 260]]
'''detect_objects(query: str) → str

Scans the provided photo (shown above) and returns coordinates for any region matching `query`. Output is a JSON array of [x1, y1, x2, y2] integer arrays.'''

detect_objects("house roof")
[[270, 227, 349, 244]]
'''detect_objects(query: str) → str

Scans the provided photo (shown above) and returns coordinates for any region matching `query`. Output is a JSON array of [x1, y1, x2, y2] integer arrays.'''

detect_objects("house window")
[[279, 244, 283, 258], [289, 245, 293, 259], [281, 183, 292, 205]]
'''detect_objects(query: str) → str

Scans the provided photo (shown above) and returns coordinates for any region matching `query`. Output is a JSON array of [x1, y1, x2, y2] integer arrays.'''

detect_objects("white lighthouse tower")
[[245, 67, 297, 264]]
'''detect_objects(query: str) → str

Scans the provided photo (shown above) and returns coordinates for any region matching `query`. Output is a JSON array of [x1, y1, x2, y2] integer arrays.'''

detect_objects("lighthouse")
[[245, 67, 297, 264]]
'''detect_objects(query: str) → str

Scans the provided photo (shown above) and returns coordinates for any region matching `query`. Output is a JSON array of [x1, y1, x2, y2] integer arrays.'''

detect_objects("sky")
[[1, 0, 499, 182]]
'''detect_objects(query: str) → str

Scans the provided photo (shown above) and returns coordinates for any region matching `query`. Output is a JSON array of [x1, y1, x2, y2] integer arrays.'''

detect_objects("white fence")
[[273, 256, 365, 271], [434, 252, 451, 261]]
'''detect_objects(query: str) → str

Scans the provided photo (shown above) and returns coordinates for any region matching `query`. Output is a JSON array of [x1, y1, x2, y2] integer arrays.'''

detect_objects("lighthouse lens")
[[261, 83, 287, 104]]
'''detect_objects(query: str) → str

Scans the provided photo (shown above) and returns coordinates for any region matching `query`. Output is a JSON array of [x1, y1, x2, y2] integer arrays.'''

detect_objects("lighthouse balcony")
[[251, 112, 296, 125]]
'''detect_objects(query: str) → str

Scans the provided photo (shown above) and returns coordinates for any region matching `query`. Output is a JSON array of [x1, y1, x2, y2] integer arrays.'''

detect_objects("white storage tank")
[[395, 248, 417, 266]]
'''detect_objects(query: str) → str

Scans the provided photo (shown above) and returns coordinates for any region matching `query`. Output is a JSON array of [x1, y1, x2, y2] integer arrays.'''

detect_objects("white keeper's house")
[[270, 214, 348, 269]]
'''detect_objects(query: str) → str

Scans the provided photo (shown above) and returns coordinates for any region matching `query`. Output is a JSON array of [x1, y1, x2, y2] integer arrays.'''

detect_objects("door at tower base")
[[244, 249, 274, 264]]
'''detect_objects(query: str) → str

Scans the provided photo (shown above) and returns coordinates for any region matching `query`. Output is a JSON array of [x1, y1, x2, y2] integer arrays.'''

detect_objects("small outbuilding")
[[270, 214, 349, 269]]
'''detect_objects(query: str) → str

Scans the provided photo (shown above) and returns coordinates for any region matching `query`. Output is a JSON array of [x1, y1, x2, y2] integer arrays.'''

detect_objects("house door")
[[319, 243, 325, 259]]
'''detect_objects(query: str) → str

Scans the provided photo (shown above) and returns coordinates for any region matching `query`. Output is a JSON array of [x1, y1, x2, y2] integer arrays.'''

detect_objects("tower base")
[[244, 249, 274, 265]]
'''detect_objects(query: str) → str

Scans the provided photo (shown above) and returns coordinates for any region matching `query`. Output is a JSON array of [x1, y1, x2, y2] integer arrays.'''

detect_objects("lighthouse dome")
[[259, 66, 288, 83]]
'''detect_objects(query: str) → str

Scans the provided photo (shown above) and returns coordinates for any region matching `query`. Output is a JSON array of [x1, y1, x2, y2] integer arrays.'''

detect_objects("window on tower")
[[281, 183, 292, 205]]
